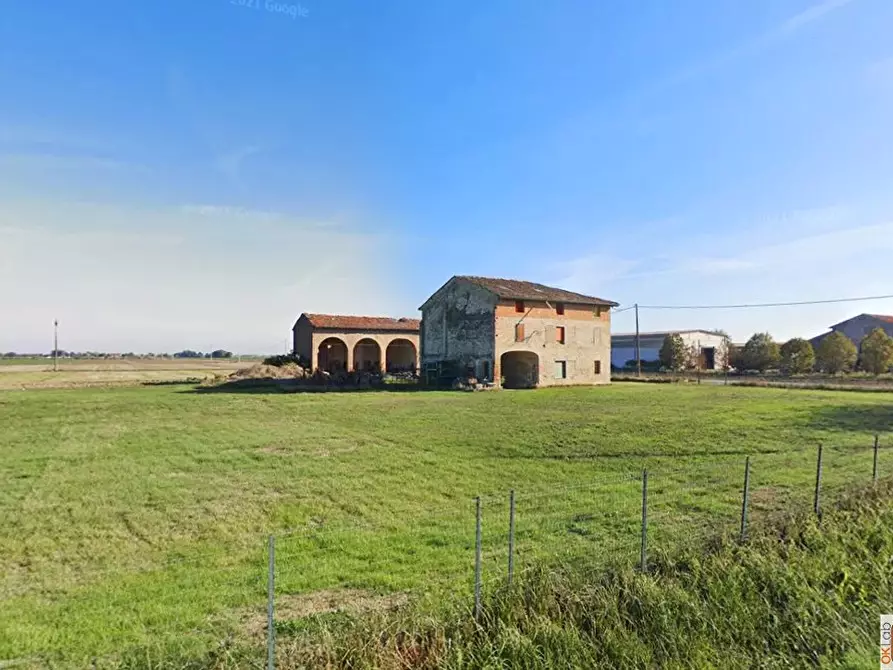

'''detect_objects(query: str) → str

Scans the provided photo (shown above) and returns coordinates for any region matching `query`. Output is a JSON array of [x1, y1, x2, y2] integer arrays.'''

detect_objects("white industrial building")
[[611, 330, 729, 370]]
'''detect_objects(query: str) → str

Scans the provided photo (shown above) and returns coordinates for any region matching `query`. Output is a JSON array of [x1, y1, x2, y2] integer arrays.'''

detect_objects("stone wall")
[[420, 279, 497, 378]]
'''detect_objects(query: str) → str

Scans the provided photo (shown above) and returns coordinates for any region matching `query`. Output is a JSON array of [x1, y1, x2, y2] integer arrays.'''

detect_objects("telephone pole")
[[634, 304, 641, 377], [53, 319, 59, 372]]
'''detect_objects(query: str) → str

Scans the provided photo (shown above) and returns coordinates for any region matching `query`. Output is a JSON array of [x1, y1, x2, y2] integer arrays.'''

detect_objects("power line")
[[612, 305, 637, 314], [629, 293, 893, 311]]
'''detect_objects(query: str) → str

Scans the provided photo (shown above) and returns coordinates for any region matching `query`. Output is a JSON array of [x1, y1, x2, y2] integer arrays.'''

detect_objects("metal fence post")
[[474, 496, 482, 620], [873, 435, 879, 483], [267, 534, 275, 670], [814, 444, 823, 518], [740, 456, 751, 543], [640, 469, 648, 572], [507, 490, 515, 587]]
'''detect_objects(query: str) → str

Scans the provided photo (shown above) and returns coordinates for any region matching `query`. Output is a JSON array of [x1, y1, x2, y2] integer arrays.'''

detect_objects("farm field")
[[0, 358, 247, 390], [1, 383, 891, 667]]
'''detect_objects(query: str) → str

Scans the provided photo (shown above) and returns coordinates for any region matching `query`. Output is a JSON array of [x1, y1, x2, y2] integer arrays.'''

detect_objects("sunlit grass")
[[0, 383, 890, 665]]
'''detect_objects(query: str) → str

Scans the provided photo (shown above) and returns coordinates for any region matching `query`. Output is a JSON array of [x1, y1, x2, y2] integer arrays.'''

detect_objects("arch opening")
[[353, 338, 382, 372], [500, 351, 539, 389], [317, 337, 348, 373], [386, 338, 417, 373]]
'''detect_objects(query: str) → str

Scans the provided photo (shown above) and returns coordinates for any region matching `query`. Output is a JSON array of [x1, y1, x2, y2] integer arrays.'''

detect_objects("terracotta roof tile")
[[302, 313, 420, 332], [870, 314, 893, 324], [457, 276, 618, 307]]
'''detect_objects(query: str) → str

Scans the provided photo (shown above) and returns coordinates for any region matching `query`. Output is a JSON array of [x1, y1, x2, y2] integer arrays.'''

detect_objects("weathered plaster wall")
[[493, 299, 611, 387], [420, 279, 497, 378]]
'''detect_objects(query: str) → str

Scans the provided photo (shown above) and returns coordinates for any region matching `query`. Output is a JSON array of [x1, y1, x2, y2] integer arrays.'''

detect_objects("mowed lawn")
[[1, 383, 891, 666]]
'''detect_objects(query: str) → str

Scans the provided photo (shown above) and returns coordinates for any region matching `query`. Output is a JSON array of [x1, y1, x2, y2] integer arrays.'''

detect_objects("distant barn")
[[611, 330, 729, 370], [292, 313, 420, 373], [809, 314, 893, 349]]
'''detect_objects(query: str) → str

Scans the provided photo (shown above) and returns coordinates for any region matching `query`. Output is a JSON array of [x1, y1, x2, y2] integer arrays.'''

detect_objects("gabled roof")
[[296, 313, 420, 332], [455, 276, 618, 307], [828, 313, 893, 329]]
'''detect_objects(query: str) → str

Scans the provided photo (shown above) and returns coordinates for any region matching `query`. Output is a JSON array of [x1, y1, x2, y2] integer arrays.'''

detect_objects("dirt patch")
[[229, 363, 307, 381], [245, 589, 408, 638], [750, 486, 786, 511], [257, 444, 294, 456]]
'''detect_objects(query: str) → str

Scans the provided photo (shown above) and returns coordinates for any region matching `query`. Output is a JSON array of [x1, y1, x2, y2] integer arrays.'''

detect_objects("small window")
[[481, 360, 491, 380], [556, 326, 565, 344], [594, 360, 602, 375], [556, 302, 565, 315], [594, 306, 602, 317], [554, 360, 567, 379], [515, 300, 525, 313], [515, 323, 525, 342]]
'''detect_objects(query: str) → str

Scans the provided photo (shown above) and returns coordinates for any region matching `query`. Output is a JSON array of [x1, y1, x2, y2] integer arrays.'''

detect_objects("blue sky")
[[2, 0, 893, 352]]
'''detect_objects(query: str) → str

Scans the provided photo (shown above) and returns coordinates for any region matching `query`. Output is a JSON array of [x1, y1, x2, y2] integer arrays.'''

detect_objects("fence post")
[[507, 490, 515, 587], [267, 534, 275, 670], [474, 496, 482, 620], [640, 469, 648, 572], [814, 444, 823, 518], [739, 456, 751, 543], [873, 435, 879, 483]]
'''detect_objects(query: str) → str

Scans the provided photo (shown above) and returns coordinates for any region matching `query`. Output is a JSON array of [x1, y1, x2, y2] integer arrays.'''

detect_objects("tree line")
[[1, 350, 234, 359], [658, 328, 893, 374]]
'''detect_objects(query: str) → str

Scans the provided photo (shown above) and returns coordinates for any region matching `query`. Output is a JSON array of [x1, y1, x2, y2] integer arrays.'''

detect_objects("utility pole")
[[53, 319, 59, 372], [634, 303, 641, 377]]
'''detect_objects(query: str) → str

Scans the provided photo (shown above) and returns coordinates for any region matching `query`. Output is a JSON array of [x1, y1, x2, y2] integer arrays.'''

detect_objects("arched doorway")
[[385, 339, 417, 373], [500, 351, 539, 389], [317, 337, 348, 373], [353, 338, 382, 372]]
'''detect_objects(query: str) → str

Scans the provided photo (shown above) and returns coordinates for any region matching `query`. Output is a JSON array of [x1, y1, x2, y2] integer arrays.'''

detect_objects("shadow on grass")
[[182, 378, 443, 395], [807, 404, 893, 435]]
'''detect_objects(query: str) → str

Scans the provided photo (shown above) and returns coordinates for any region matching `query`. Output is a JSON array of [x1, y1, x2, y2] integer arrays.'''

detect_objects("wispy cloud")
[[661, 0, 860, 89], [779, 0, 858, 34]]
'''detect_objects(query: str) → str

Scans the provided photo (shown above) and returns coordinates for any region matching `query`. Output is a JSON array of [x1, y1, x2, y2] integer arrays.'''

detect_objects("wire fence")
[[2, 436, 889, 669]]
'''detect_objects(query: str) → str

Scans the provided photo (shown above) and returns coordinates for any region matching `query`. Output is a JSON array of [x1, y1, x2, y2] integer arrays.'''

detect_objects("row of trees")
[[738, 329, 893, 374], [2, 351, 234, 359], [658, 328, 893, 374]]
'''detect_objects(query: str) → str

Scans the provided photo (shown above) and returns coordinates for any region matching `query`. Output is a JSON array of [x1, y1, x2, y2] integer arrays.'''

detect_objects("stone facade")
[[420, 276, 616, 388], [293, 314, 420, 374]]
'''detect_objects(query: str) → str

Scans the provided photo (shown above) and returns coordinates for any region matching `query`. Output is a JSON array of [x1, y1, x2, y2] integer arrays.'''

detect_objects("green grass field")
[[1, 383, 891, 667]]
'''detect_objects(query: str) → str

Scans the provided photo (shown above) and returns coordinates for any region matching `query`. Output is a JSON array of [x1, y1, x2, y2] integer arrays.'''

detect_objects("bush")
[[815, 332, 858, 374], [779, 338, 815, 374], [858, 328, 893, 374], [741, 333, 780, 372], [263, 352, 310, 368], [659, 334, 687, 371]]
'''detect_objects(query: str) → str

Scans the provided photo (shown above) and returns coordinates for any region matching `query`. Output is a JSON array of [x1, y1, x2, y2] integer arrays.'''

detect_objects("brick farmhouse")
[[419, 276, 617, 388]]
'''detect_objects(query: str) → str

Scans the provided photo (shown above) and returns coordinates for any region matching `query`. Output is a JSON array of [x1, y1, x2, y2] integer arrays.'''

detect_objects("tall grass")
[[269, 479, 893, 669]]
